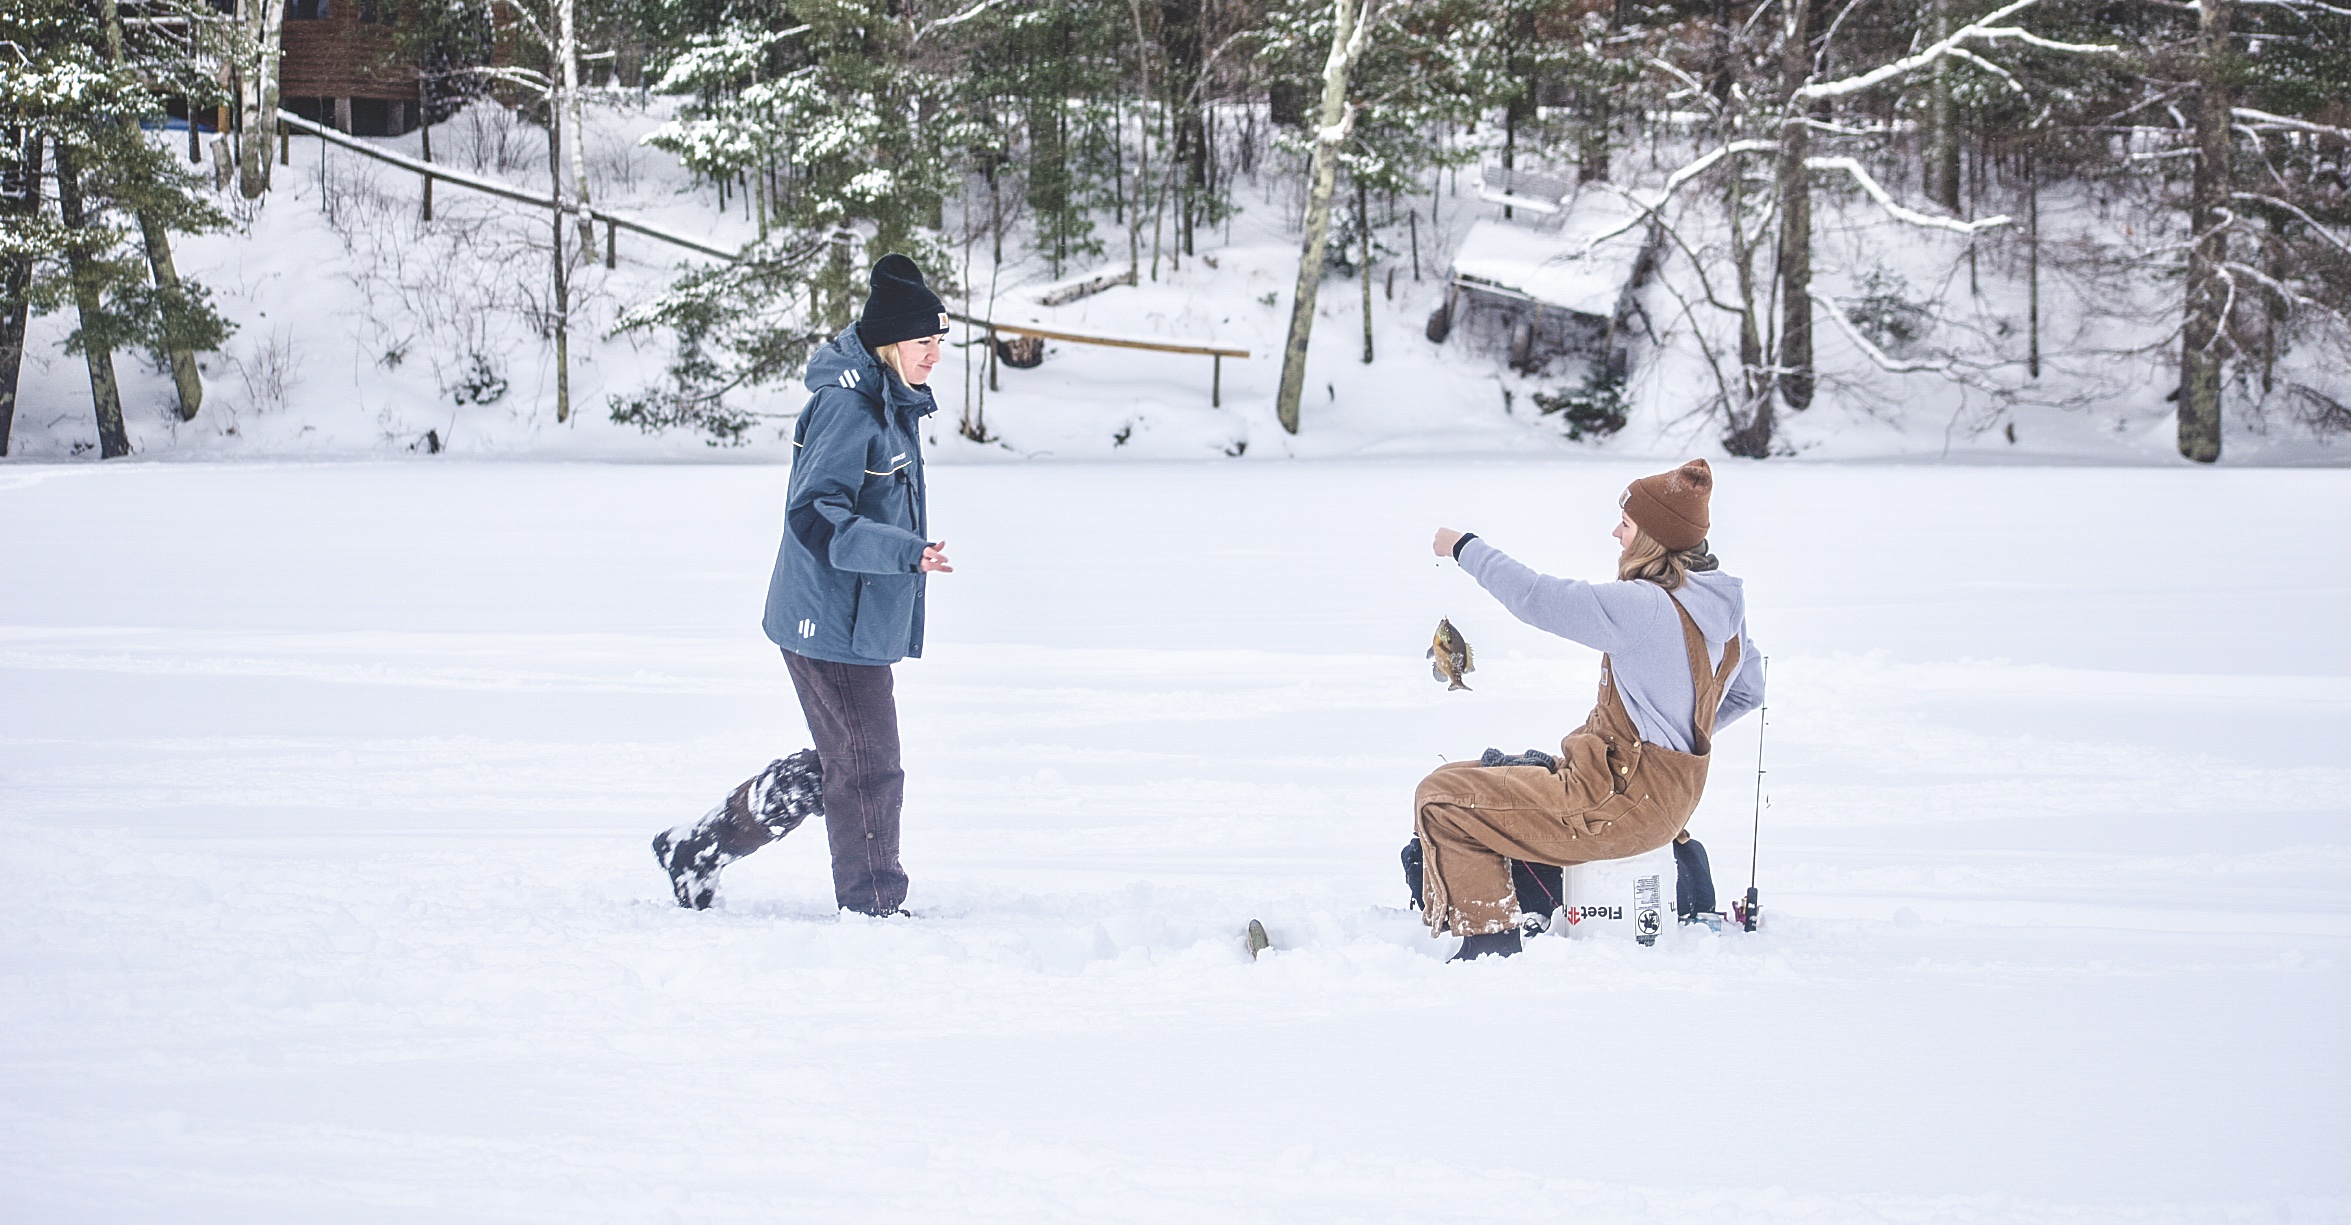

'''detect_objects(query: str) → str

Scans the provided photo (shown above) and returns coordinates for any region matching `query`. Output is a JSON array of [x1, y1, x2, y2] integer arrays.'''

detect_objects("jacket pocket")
[[850, 572, 918, 660]]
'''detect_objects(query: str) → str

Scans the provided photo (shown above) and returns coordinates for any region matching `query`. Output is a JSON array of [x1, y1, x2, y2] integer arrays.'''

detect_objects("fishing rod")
[[1739, 656, 1768, 932]]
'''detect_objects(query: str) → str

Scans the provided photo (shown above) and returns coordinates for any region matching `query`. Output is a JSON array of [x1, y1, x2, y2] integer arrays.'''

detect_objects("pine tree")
[[1268, 0, 1409, 434], [615, 0, 960, 441], [1, 0, 232, 457]]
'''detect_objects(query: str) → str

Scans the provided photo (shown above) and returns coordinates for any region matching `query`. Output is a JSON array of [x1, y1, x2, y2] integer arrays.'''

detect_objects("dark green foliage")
[[1533, 369, 1628, 442], [2, 0, 233, 403], [451, 351, 509, 405], [612, 234, 837, 442], [1844, 270, 1931, 356]]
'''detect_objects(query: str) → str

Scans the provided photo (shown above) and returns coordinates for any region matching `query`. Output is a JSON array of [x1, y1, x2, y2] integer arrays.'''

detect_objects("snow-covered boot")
[[1449, 929, 1523, 962], [653, 750, 825, 910]]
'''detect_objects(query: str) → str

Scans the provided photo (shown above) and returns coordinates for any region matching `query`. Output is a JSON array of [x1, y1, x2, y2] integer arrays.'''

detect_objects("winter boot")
[[1511, 858, 1565, 935], [1449, 929, 1523, 962], [653, 750, 825, 910]]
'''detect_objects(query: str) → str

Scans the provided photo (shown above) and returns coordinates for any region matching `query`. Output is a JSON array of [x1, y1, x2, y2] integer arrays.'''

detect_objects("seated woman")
[[1420, 459, 1765, 961]]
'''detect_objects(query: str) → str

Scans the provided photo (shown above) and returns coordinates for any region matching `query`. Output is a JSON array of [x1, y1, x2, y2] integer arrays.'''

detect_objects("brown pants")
[[785, 649, 908, 915], [1413, 756, 1683, 935]]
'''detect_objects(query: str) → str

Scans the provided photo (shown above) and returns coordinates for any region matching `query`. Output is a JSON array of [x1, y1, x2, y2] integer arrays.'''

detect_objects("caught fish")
[[1428, 618, 1475, 691]]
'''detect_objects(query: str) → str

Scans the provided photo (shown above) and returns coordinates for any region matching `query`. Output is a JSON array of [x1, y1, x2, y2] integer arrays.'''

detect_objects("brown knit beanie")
[[1620, 458, 1713, 552]]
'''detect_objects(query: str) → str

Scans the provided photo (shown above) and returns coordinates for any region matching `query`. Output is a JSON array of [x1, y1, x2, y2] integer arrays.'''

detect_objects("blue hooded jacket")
[[762, 324, 937, 666]]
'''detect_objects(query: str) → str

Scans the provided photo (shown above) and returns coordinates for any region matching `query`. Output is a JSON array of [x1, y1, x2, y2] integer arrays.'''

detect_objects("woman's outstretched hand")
[[920, 541, 954, 574], [1431, 528, 1465, 559]]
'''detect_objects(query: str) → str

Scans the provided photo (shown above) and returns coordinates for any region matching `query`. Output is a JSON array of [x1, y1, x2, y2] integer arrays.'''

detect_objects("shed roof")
[[1448, 192, 1651, 318]]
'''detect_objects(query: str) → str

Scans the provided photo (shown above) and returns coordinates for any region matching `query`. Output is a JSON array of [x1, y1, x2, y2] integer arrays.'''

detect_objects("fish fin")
[[1450, 678, 1471, 692]]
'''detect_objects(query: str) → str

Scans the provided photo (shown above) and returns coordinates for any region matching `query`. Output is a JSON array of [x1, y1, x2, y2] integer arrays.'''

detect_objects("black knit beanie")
[[857, 254, 949, 349]]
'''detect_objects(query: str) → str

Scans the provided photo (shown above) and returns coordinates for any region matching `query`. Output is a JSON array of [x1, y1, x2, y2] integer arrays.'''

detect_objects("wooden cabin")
[[278, 0, 420, 136]]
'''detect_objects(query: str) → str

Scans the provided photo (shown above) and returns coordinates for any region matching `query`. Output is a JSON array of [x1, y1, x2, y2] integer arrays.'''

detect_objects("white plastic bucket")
[[1559, 843, 1675, 944]]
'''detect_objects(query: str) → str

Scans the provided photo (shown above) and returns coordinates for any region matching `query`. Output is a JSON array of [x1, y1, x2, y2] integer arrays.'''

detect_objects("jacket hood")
[[1671, 568, 1748, 642], [803, 323, 937, 418]]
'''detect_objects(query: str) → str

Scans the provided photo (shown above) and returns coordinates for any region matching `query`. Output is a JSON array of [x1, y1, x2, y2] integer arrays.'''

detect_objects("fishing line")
[[1743, 655, 1768, 932]]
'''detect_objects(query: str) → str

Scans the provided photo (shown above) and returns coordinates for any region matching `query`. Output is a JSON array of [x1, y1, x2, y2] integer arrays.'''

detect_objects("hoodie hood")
[[803, 323, 937, 419], [1671, 568, 1748, 643]]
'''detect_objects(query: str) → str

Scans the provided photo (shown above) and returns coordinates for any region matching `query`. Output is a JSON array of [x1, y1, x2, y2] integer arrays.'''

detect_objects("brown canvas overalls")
[[1415, 595, 1742, 935]]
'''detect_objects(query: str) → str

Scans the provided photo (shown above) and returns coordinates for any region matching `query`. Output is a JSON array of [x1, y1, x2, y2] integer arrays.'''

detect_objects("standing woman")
[[1418, 459, 1765, 960], [653, 254, 955, 914]]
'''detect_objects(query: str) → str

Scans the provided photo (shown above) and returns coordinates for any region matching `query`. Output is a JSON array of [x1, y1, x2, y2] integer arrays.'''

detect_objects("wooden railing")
[[279, 111, 1250, 404], [277, 110, 737, 263], [948, 312, 1248, 407]]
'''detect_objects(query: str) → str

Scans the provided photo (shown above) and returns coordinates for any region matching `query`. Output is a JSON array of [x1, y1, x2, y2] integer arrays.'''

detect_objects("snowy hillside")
[[9, 100, 2344, 467], [4, 458, 2346, 1221]]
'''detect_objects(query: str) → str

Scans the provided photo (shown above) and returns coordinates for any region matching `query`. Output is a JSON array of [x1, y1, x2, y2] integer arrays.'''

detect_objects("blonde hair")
[[872, 342, 907, 379], [1617, 525, 1712, 591]]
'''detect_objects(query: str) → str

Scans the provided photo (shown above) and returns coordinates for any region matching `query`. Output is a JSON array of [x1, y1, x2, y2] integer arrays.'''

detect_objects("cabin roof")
[[1448, 192, 1651, 319]]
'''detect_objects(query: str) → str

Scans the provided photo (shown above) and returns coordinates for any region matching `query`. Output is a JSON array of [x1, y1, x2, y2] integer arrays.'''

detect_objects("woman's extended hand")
[[919, 541, 954, 574], [1431, 528, 1465, 559]]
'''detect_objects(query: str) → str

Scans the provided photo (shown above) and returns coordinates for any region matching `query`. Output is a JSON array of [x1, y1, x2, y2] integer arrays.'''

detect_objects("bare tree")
[[1605, 0, 2109, 454], [235, 0, 284, 199], [1274, 0, 1403, 435], [2176, 0, 2234, 463]]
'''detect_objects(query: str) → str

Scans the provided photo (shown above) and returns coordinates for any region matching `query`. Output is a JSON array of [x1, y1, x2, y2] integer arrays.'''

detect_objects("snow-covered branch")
[[1947, 48, 2026, 95], [463, 65, 554, 97], [1817, 297, 1955, 374], [2231, 107, 2351, 140], [2222, 260, 2326, 312], [915, 0, 1012, 43], [1571, 140, 1778, 256], [2231, 192, 2351, 256], [1807, 157, 2011, 233], [1644, 56, 1711, 107], [2236, 0, 2351, 16], [1795, 0, 2117, 102]]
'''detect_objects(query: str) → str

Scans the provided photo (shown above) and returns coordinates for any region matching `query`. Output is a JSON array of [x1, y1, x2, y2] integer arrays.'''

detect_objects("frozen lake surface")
[[3, 458, 2346, 1223]]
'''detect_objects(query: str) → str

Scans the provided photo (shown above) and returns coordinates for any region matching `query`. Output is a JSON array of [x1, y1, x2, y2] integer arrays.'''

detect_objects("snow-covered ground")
[[4, 458, 2345, 1222]]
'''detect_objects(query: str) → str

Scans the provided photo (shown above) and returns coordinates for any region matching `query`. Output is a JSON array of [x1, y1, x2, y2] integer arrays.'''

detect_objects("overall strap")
[[1666, 593, 1742, 756]]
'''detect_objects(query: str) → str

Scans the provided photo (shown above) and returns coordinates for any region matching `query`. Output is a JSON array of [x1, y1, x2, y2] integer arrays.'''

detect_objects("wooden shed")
[[1428, 190, 1662, 379]]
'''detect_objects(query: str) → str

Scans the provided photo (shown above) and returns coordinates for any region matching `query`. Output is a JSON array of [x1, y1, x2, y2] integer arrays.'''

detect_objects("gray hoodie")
[[1457, 538, 1765, 753]]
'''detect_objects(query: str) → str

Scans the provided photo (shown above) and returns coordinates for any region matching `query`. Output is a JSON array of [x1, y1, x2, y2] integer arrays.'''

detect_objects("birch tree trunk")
[[420, 78, 435, 222], [2026, 148, 2040, 379], [1357, 178, 1373, 364], [1275, 0, 1379, 435], [2177, 0, 2233, 464], [1125, 0, 1152, 283], [547, 109, 571, 423], [1773, 0, 1814, 414], [238, 0, 285, 198], [559, 0, 594, 250], [1928, 0, 1959, 212], [56, 144, 131, 459]]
